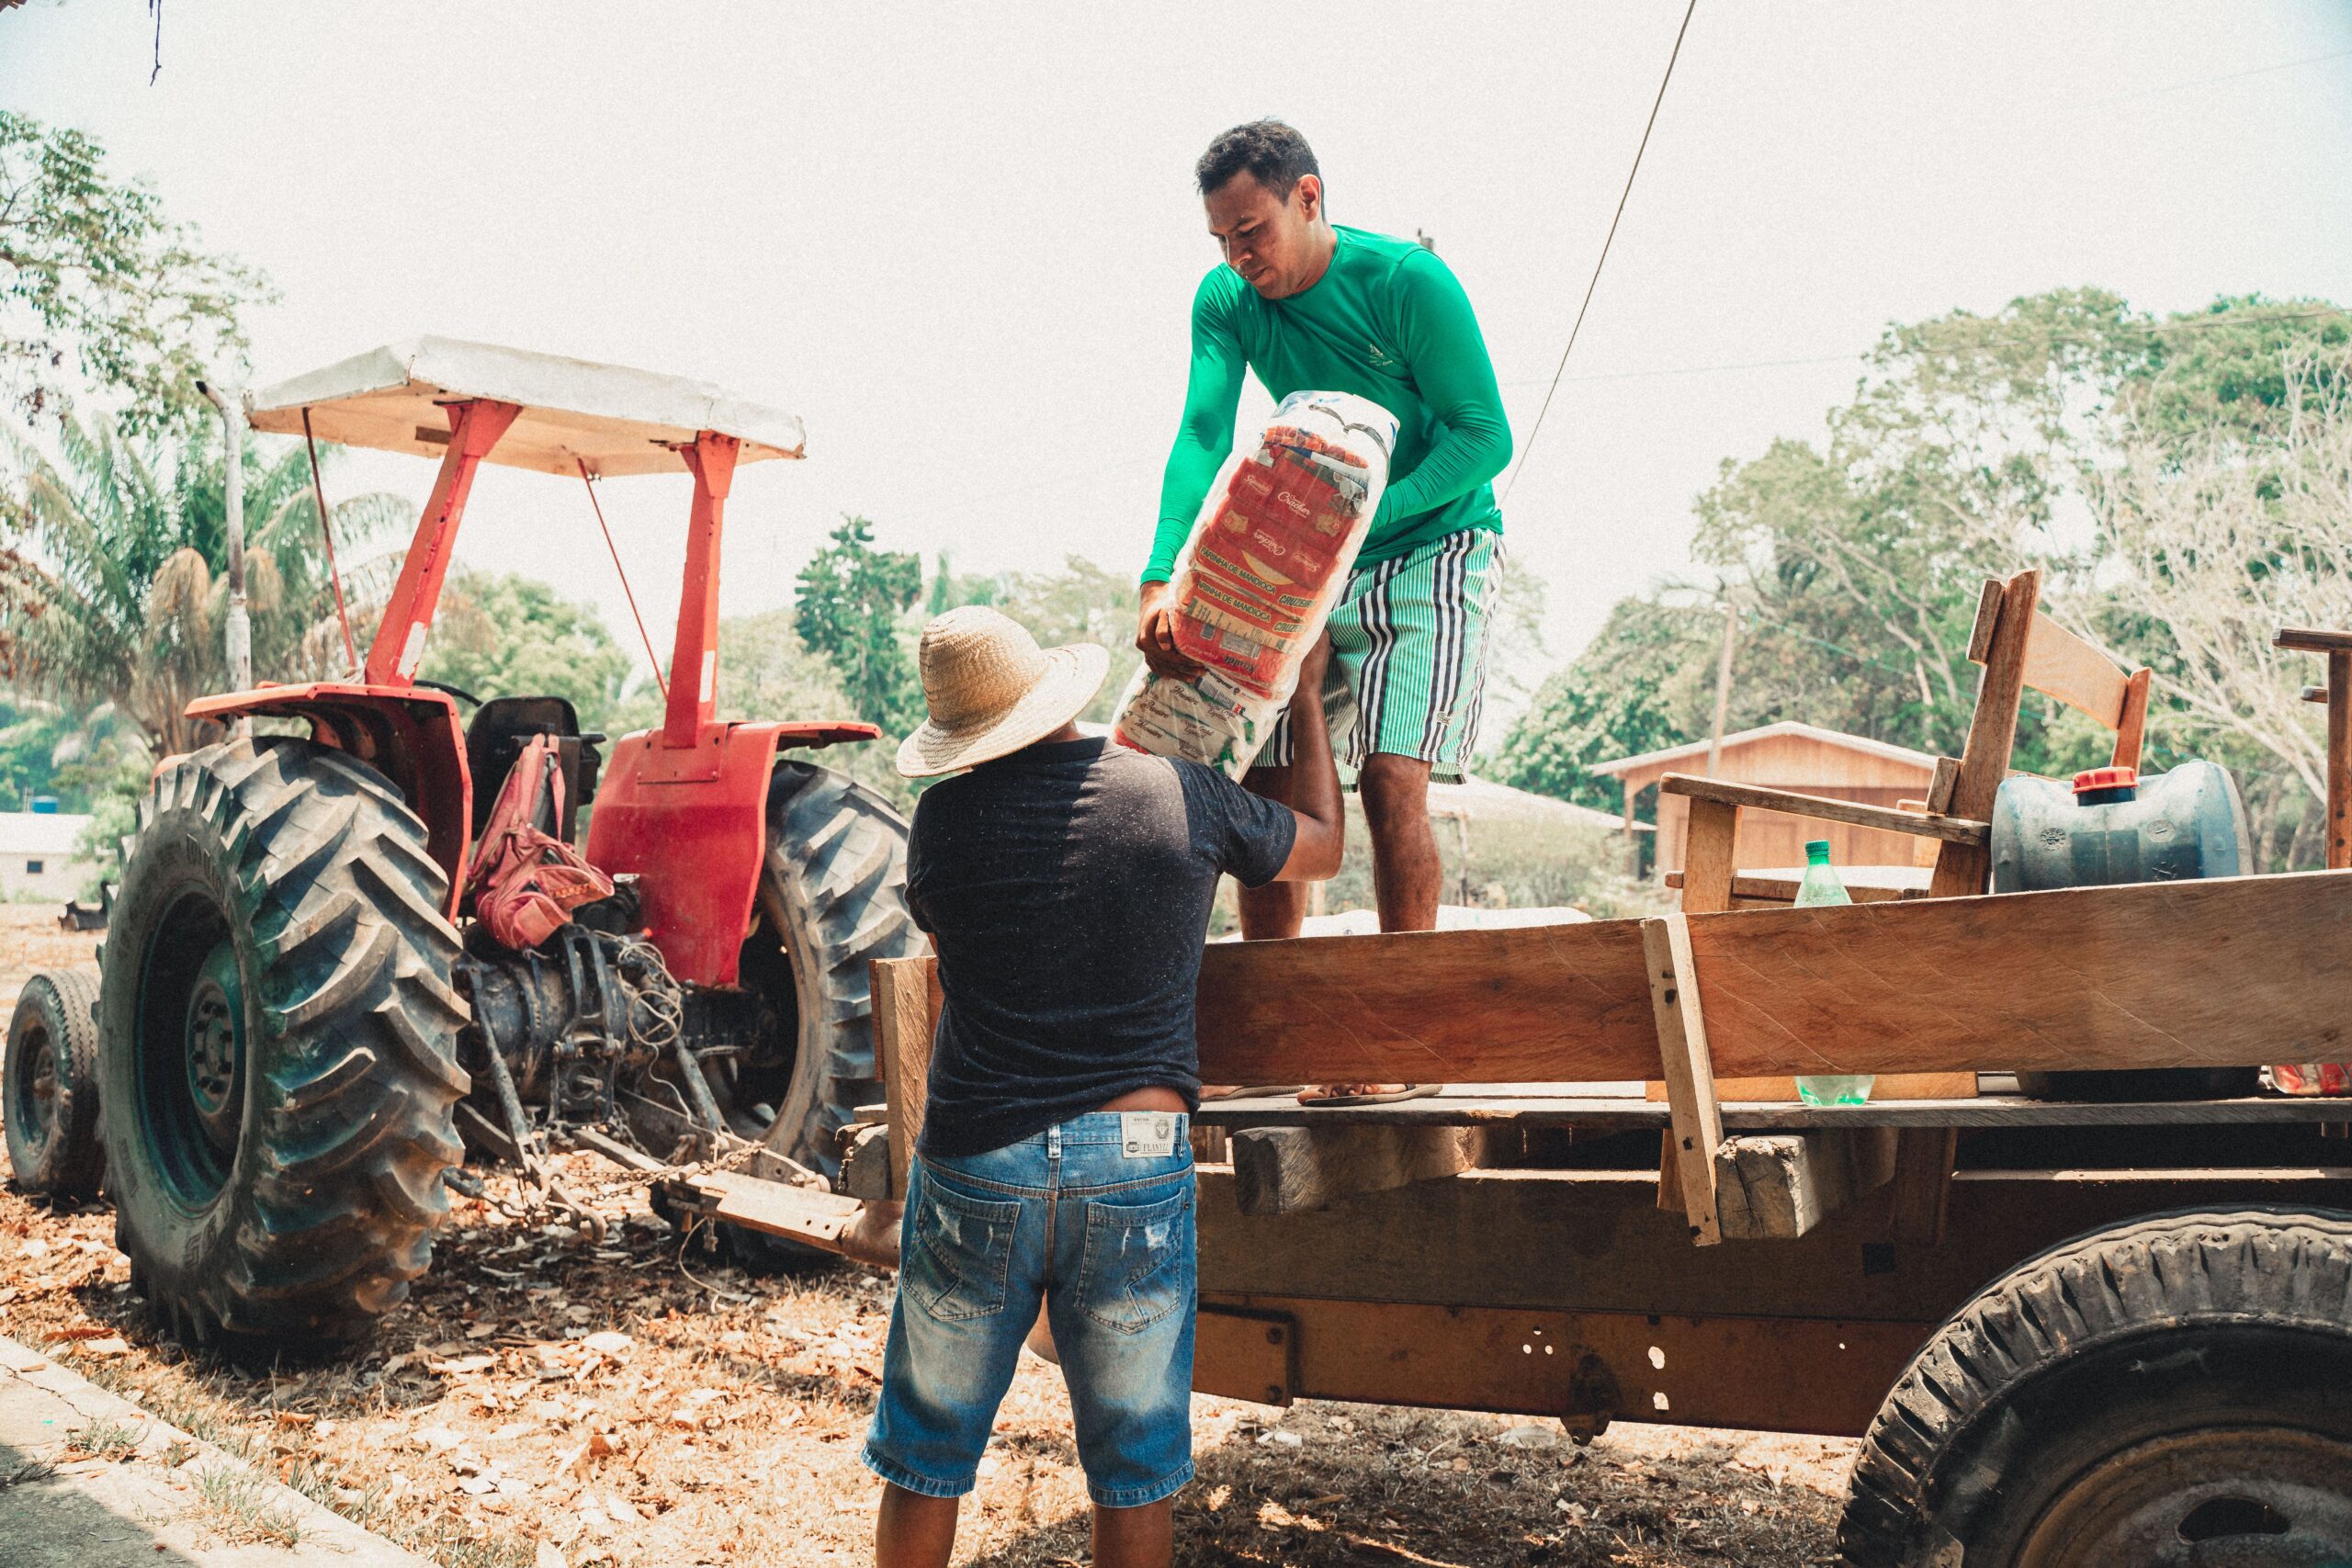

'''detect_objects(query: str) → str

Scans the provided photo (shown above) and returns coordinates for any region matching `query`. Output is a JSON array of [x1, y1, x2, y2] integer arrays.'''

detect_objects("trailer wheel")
[[1839, 1206, 2352, 1568], [99, 738, 470, 1348], [5, 968, 105, 1199]]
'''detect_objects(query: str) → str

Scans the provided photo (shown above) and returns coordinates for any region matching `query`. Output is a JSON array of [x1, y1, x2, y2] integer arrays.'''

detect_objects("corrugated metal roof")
[[1587, 720, 1939, 778]]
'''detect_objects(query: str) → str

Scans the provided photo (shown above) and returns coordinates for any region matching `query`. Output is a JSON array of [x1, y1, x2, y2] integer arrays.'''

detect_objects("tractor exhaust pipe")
[[197, 380, 252, 724]]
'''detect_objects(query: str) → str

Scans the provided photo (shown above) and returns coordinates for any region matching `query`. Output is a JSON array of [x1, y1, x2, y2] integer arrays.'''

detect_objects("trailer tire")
[[99, 738, 470, 1348], [5, 968, 106, 1199], [1839, 1205, 2352, 1568]]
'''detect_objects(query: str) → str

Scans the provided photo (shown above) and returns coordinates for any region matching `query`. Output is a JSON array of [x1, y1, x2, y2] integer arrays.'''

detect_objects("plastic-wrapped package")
[[1114, 389, 1396, 777], [2267, 1062, 2352, 1097]]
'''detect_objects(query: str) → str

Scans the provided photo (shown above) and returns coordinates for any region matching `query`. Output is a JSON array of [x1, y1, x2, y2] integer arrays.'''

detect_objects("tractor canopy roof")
[[244, 336, 806, 478]]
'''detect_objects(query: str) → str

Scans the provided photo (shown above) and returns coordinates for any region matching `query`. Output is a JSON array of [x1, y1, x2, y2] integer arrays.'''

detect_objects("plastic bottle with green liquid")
[[1792, 840, 1874, 1107]]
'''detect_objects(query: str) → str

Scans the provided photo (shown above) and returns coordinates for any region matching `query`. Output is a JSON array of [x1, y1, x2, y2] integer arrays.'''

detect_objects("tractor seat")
[[464, 695, 604, 842]]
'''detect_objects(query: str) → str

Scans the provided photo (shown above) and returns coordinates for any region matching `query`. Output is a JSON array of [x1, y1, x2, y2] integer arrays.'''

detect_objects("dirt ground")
[[1, 909, 1855, 1567]]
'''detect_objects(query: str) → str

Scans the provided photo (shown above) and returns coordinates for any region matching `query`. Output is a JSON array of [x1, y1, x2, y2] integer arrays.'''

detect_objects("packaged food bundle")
[[1114, 390, 1396, 777], [2267, 1062, 2352, 1097]]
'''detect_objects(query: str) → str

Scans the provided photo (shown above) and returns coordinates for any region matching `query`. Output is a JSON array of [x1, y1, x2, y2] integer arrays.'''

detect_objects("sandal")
[[1297, 1084, 1442, 1107], [1199, 1084, 1309, 1102]]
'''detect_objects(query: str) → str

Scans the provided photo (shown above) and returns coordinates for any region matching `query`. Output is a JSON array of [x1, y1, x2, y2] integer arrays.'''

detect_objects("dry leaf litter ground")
[[2, 909, 1853, 1567]]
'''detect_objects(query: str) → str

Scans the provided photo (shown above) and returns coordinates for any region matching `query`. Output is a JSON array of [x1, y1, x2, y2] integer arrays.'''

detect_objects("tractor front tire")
[[1839, 1206, 2352, 1567], [98, 738, 470, 1348], [5, 968, 105, 1199]]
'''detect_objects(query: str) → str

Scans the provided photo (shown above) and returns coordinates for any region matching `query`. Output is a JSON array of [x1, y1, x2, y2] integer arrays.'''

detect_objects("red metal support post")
[[362, 399, 523, 687], [664, 431, 740, 748]]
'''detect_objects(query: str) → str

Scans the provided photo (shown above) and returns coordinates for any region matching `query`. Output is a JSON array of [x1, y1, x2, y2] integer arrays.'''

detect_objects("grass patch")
[[63, 1414, 145, 1461], [33, 1331, 532, 1568], [188, 1462, 307, 1549]]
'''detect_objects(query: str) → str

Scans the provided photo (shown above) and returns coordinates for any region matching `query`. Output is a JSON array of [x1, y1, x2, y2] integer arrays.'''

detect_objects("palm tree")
[[0, 412, 408, 756]]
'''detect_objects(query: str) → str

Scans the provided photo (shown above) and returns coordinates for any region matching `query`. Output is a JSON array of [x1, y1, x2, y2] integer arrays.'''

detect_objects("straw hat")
[[896, 606, 1111, 777]]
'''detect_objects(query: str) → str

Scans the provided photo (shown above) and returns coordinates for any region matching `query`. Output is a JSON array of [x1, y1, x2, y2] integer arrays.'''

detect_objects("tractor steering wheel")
[[412, 678, 482, 709]]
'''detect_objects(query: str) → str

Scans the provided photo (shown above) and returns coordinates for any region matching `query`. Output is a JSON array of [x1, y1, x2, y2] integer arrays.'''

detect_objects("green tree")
[[990, 556, 1140, 723], [1, 413, 405, 754], [413, 570, 633, 735], [1, 109, 268, 434], [794, 515, 922, 732], [1497, 598, 1717, 811]]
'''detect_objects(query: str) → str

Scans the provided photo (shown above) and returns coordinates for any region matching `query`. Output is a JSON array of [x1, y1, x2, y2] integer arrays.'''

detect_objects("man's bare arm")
[[1275, 635, 1343, 881]]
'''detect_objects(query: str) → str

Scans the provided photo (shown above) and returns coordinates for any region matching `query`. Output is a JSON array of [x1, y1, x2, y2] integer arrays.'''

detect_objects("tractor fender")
[[186, 683, 472, 915], [584, 720, 878, 987]]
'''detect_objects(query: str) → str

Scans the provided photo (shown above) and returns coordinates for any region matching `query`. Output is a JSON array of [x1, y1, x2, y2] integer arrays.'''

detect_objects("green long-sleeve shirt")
[[1147, 225, 1510, 584]]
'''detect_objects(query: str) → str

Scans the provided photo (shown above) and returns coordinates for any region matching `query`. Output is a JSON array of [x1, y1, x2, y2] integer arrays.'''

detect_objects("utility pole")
[[198, 380, 252, 733], [1705, 600, 1737, 777]]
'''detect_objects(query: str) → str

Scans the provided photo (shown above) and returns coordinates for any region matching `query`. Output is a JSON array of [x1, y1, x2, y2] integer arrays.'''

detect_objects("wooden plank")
[[2275, 627, 2352, 654], [2020, 613, 2131, 728], [1688, 869, 2352, 1078], [1668, 871, 1922, 905], [1643, 915, 1724, 1245], [1713, 1128, 1898, 1240], [2330, 651, 2351, 871], [1965, 577, 2004, 663], [1887, 1127, 1959, 1245], [1199, 1293, 1928, 1437], [839, 1123, 893, 1201], [1660, 774, 1989, 846], [1190, 871, 2352, 1089], [1932, 570, 2039, 897], [1229, 1125, 1500, 1216], [1193, 1307, 1295, 1407], [871, 957, 938, 1201], [1649, 1072, 1977, 1103], [1679, 795, 1740, 914], [1196, 1165, 2352, 1321], [1193, 918, 1659, 1087], [2111, 667, 2152, 773], [1191, 1091, 2352, 1133], [1926, 756, 1961, 815]]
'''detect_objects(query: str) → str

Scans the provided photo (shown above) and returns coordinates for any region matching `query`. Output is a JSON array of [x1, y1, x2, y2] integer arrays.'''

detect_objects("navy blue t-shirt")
[[905, 736, 1297, 1157]]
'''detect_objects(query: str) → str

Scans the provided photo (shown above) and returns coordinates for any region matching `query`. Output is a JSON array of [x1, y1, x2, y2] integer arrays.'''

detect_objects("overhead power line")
[[1493, 307, 2348, 391], [1501, 0, 1698, 503]]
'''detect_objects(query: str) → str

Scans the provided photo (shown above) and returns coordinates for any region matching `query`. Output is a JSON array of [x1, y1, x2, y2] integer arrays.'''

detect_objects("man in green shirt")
[[1138, 120, 1511, 1100]]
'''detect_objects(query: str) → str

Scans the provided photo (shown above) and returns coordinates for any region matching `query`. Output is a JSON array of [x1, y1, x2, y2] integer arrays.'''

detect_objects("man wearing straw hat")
[[865, 605, 1344, 1568]]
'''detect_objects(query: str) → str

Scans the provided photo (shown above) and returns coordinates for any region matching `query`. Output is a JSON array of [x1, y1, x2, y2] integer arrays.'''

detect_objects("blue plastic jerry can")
[[1992, 759, 2257, 1100], [1991, 759, 2250, 894]]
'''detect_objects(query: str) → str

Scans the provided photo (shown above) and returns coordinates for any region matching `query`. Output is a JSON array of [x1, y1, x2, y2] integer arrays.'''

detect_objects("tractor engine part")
[[454, 927, 686, 1138], [1992, 760, 2259, 1101], [98, 737, 468, 1347]]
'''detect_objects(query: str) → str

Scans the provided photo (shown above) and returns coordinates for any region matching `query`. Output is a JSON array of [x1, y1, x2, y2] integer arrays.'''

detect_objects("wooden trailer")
[[661, 580, 2352, 1566]]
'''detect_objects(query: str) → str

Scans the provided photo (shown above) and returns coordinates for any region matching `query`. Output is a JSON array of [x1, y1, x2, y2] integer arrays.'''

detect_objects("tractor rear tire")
[[5, 968, 105, 1199], [98, 738, 470, 1348], [1838, 1206, 2352, 1567], [756, 761, 925, 1184]]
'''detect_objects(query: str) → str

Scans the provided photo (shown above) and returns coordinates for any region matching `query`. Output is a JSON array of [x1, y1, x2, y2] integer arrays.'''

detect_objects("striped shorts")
[[1257, 528, 1503, 784]]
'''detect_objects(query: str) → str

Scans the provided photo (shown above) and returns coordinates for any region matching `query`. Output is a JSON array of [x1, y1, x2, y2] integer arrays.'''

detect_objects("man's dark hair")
[[1195, 119, 1320, 200]]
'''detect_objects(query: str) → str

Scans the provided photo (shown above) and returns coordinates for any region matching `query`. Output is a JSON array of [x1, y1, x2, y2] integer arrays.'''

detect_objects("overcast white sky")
[[7, 1, 2351, 705]]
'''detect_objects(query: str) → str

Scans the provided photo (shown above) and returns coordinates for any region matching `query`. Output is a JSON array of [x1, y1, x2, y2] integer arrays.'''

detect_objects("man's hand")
[[1136, 581, 1204, 680], [1292, 629, 1333, 707]]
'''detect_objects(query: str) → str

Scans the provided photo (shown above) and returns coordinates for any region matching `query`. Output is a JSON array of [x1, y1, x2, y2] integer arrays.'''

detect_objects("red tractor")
[[3, 339, 924, 1346]]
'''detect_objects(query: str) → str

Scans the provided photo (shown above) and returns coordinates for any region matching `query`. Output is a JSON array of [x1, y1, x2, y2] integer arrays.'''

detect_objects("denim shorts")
[[861, 1111, 1196, 1508]]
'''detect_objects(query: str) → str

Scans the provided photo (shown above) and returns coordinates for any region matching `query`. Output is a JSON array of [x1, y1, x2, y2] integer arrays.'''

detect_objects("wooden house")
[[1590, 721, 1938, 877]]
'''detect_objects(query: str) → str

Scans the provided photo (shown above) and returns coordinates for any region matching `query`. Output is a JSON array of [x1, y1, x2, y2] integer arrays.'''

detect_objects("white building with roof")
[[0, 811, 96, 901]]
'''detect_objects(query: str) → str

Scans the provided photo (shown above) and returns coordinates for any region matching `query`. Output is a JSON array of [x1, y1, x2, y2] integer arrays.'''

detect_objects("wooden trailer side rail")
[[864, 867, 2352, 1240]]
